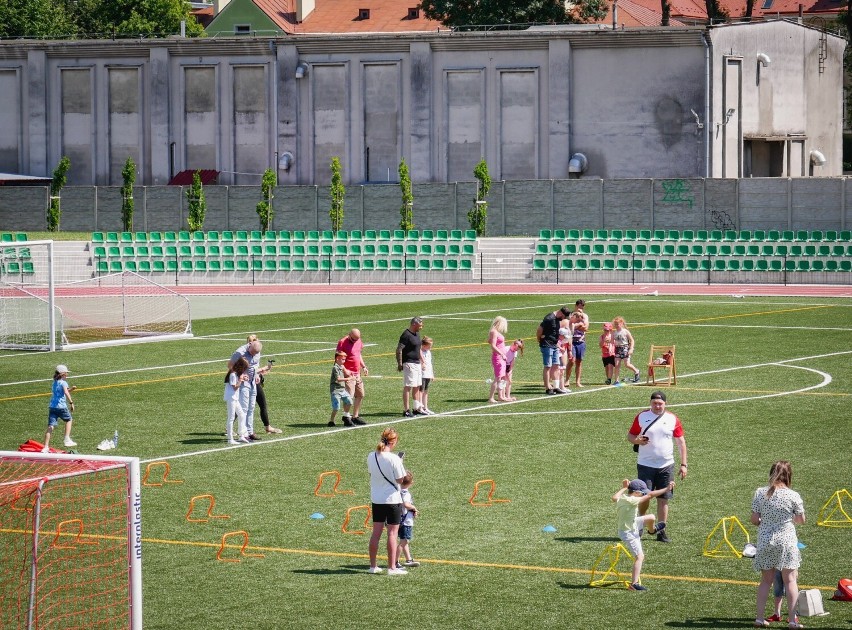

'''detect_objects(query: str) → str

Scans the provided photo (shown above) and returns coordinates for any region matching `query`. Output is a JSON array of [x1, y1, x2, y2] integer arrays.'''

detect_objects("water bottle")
[[113, 430, 119, 448]]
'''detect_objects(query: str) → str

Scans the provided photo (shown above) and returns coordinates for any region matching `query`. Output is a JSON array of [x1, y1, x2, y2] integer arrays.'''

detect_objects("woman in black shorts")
[[367, 427, 408, 575]]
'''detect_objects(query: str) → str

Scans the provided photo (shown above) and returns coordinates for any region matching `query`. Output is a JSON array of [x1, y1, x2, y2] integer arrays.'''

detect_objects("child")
[[395, 470, 421, 569], [224, 357, 250, 444], [600, 322, 616, 385], [612, 478, 674, 591], [420, 337, 435, 414], [328, 351, 355, 427], [44, 364, 77, 452], [555, 324, 572, 393], [504, 339, 524, 401], [612, 316, 640, 384]]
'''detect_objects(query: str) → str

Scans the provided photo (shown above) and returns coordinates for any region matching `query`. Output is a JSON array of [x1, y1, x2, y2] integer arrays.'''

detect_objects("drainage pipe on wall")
[[702, 32, 711, 179]]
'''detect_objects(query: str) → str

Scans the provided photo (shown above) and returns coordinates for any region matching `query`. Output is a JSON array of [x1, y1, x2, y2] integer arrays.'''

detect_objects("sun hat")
[[627, 479, 650, 495], [56, 364, 70, 374]]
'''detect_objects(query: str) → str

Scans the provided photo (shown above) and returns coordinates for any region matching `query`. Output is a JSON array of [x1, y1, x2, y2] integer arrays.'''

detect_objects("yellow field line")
[[634, 304, 833, 328], [1, 527, 833, 591]]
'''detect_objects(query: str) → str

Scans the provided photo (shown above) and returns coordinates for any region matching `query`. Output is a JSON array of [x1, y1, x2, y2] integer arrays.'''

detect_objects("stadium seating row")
[[535, 243, 852, 258], [96, 258, 473, 274], [538, 229, 851, 243], [0, 261, 35, 275], [532, 257, 852, 272], [0, 232, 28, 243], [94, 243, 476, 259], [91, 229, 478, 244]]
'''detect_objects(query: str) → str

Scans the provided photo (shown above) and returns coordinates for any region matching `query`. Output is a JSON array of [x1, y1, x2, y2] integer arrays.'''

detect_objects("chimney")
[[213, 0, 232, 14], [296, 0, 315, 22]]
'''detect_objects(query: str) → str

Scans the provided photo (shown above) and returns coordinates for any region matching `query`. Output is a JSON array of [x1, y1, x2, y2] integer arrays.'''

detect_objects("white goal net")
[[0, 240, 192, 351]]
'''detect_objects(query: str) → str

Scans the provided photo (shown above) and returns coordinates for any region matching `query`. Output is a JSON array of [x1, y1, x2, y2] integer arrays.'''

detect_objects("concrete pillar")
[[277, 43, 299, 184], [409, 42, 432, 181], [149, 47, 171, 185], [547, 39, 571, 179], [27, 50, 47, 177]]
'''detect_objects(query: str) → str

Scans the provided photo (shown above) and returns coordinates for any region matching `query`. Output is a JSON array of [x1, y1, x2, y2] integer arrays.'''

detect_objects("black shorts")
[[372, 503, 404, 525], [602, 356, 615, 367], [636, 464, 674, 500], [421, 378, 431, 392]]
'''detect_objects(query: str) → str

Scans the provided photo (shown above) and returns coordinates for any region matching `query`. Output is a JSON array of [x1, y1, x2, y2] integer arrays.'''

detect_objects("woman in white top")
[[367, 427, 407, 575]]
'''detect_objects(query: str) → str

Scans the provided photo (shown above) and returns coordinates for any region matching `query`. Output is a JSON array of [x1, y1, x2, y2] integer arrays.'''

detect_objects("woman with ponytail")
[[367, 427, 407, 575], [750, 461, 806, 629]]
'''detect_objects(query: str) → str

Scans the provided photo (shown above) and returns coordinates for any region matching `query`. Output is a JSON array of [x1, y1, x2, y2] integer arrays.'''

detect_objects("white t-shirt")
[[421, 349, 434, 379], [629, 409, 684, 469], [401, 487, 415, 526], [367, 451, 405, 504], [223, 372, 240, 402]]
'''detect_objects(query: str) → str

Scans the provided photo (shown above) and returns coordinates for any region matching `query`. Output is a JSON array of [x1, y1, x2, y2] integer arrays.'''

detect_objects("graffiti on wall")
[[659, 179, 694, 209]]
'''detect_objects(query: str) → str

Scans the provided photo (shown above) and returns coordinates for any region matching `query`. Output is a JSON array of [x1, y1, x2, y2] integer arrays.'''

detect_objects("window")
[[407, 7, 420, 19], [234, 24, 251, 35], [761, 0, 773, 8], [358, 8, 370, 19]]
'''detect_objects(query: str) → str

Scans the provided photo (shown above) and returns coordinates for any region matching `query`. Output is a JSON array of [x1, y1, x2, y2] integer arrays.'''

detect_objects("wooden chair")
[[646, 345, 676, 386]]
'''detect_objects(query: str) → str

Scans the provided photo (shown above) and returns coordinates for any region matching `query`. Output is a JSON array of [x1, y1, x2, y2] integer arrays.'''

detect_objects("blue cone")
[[310, 512, 325, 520], [542, 525, 557, 533], [797, 541, 806, 549]]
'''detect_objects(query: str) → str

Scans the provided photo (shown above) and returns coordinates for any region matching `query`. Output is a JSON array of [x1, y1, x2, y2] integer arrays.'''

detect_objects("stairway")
[[474, 237, 536, 281]]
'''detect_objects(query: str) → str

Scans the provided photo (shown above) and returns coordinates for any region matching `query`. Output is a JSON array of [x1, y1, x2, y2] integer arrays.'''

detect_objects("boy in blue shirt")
[[44, 364, 77, 452]]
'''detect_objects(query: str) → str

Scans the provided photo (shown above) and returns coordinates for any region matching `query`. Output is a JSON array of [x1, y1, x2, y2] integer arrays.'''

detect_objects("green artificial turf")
[[1, 295, 851, 629]]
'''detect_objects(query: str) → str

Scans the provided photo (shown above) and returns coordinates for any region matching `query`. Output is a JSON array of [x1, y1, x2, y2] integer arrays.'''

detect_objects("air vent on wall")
[[407, 7, 420, 18], [358, 8, 370, 19]]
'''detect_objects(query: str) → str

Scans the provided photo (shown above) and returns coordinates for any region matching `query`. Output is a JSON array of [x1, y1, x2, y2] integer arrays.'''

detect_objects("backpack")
[[832, 578, 852, 601]]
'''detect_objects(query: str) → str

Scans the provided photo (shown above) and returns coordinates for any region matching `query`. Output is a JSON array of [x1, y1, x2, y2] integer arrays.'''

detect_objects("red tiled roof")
[[253, 0, 298, 33], [591, 0, 691, 27], [295, 0, 445, 33], [168, 170, 219, 185]]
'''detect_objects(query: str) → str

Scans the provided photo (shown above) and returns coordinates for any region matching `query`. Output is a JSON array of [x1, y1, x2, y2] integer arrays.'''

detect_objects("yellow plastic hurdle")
[[342, 505, 372, 535], [702, 515, 751, 558], [216, 530, 265, 562], [142, 460, 184, 487], [469, 479, 511, 507], [589, 543, 635, 588], [185, 494, 231, 523], [314, 470, 355, 498], [817, 489, 852, 528]]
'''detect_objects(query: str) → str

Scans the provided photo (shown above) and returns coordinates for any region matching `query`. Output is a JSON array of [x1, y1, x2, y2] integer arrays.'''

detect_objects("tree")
[[467, 158, 491, 237], [186, 170, 206, 231], [398, 158, 414, 231], [0, 0, 75, 38], [704, 0, 728, 23], [329, 157, 345, 232], [420, 0, 607, 27], [47, 156, 71, 232], [256, 168, 277, 231], [121, 157, 136, 232]]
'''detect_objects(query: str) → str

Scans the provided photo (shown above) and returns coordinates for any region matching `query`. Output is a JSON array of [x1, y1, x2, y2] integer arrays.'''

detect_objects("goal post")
[[0, 451, 142, 629], [0, 240, 192, 351]]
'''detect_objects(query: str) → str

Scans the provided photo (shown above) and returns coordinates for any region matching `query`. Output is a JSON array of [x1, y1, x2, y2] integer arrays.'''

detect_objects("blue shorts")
[[399, 524, 413, 540], [48, 407, 72, 428], [330, 390, 353, 411], [572, 341, 586, 361], [636, 463, 674, 500], [540, 346, 560, 367]]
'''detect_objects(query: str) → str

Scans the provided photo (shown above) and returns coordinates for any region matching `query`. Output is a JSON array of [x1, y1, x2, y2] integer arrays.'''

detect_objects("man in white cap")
[[626, 390, 688, 542]]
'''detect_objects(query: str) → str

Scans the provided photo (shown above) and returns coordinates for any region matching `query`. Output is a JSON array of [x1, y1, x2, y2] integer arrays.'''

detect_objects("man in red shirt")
[[336, 328, 369, 425]]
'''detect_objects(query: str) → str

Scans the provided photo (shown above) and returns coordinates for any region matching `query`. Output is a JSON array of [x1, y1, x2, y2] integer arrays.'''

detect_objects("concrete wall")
[[2, 177, 847, 234], [0, 21, 842, 189]]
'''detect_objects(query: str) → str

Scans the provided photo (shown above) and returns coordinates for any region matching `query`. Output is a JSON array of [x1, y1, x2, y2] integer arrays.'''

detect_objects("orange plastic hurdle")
[[216, 531, 265, 562], [186, 494, 231, 523], [142, 461, 184, 487], [51, 519, 99, 549], [342, 505, 372, 534], [314, 470, 355, 497], [469, 479, 511, 506]]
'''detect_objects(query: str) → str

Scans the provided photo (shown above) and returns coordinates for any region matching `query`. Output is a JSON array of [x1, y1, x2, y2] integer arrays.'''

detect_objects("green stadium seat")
[[107, 246, 121, 259], [766, 230, 780, 241], [119, 232, 133, 243], [773, 244, 788, 257], [580, 229, 595, 241], [536, 243, 550, 256], [596, 230, 608, 240], [206, 231, 220, 242], [815, 244, 830, 257], [839, 230, 851, 241], [162, 231, 176, 242], [459, 259, 472, 271], [633, 244, 648, 256], [277, 230, 291, 241], [574, 259, 588, 271], [695, 230, 709, 241], [234, 260, 248, 271], [407, 230, 420, 240], [558, 259, 572, 271], [317, 230, 332, 241], [689, 244, 704, 256], [751, 230, 766, 242], [544, 258, 558, 271], [708, 230, 723, 242], [553, 229, 566, 240], [417, 259, 430, 271], [377, 230, 391, 241], [658, 259, 671, 271], [713, 259, 726, 271], [92, 232, 105, 243], [387, 259, 400, 271], [662, 244, 676, 256], [770, 260, 783, 272], [824, 260, 838, 271], [722, 230, 737, 242], [464, 230, 477, 240], [759, 245, 774, 257], [637, 230, 651, 241], [621, 229, 636, 241], [363, 243, 377, 256], [434, 230, 448, 240], [671, 259, 685, 271], [405, 259, 416, 271], [303, 231, 318, 241], [680, 230, 694, 242], [686, 259, 700, 272], [540, 229, 553, 240], [792, 230, 808, 242], [176, 231, 190, 242], [450, 230, 463, 241], [650, 230, 666, 241], [261, 244, 275, 256], [348, 244, 362, 256], [807, 231, 823, 242], [194, 260, 207, 272], [135, 245, 150, 258], [726, 259, 741, 271], [418, 230, 433, 241], [219, 231, 233, 242], [666, 230, 679, 241], [643, 259, 658, 271], [105, 232, 119, 243], [717, 245, 732, 256], [109, 261, 123, 272], [737, 230, 750, 241], [191, 245, 205, 257], [732, 245, 746, 256], [430, 259, 444, 271], [620, 244, 634, 256], [93, 246, 107, 259], [291, 230, 305, 241], [810, 260, 825, 272], [562, 243, 576, 255], [152, 260, 166, 272], [788, 245, 803, 257], [566, 229, 580, 240], [609, 230, 623, 241], [231, 230, 246, 242], [648, 244, 662, 256], [795, 260, 809, 272], [577, 244, 591, 256], [830, 245, 845, 257], [177, 245, 191, 257], [616, 259, 630, 271], [190, 231, 204, 242], [606, 244, 619, 256], [419, 244, 432, 256], [180, 260, 193, 271], [778, 231, 793, 241], [261, 259, 274, 271], [249, 259, 262, 271], [95, 261, 108, 273], [824, 230, 838, 242], [137, 260, 151, 273], [360, 230, 375, 241], [362, 259, 376, 271], [741, 259, 754, 271], [317, 259, 330, 271], [592, 244, 606, 256], [755, 259, 769, 271], [205, 260, 219, 272]]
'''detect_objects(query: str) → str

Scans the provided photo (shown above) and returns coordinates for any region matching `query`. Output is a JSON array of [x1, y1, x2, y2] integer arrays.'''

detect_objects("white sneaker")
[[368, 566, 383, 574], [238, 436, 251, 444], [41, 446, 50, 453], [227, 440, 239, 446], [63, 439, 77, 447], [387, 567, 408, 575], [403, 559, 421, 567]]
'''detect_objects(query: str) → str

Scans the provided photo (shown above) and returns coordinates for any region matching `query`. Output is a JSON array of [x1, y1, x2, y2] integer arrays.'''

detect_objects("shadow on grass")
[[179, 433, 224, 445], [664, 619, 764, 628], [292, 566, 364, 576], [557, 582, 598, 590], [556, 536, 619, 543]]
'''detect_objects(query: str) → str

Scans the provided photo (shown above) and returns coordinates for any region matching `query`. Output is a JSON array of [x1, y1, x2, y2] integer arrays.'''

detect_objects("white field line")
[[139, 353, 840, 464]]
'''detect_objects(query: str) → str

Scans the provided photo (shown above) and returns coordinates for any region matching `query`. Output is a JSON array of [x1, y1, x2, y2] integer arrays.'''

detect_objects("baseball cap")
[[603, 322, 613, 330], [55, 364, 70, 374], [628, 479, 650, 495], [650, 391, 667, 402]]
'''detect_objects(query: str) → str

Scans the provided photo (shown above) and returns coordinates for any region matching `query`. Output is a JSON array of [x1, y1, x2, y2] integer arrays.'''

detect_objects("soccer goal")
[[0, 240, 192, 351], [0, 451, 142, 629]]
